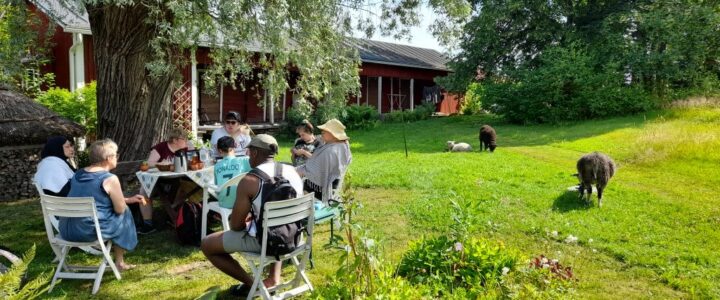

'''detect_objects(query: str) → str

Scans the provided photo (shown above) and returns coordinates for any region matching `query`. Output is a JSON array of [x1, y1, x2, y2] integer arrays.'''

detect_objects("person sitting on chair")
[[213, 136, 251, 208], [290, 119, 322, 167], [201, 134, 303, 297], [59, 139, 144, 271], [137, 127, 189, 235], [211, 111, 252, 157], [34, 136, 77, 196], [296, 118, 352, 203]]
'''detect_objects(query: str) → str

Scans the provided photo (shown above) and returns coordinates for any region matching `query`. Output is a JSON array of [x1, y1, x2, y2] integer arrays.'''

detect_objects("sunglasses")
[[225, 120, 238, 125]]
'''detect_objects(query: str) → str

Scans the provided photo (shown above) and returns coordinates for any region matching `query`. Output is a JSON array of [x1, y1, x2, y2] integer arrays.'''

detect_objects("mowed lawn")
[[1, 107, 719, 299]]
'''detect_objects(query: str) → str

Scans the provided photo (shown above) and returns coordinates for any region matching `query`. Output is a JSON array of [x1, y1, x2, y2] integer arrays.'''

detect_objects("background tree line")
[[440, 0, 720, 124]]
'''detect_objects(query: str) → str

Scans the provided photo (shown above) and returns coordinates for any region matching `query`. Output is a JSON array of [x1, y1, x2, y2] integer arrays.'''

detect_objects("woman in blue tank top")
[[59, 139, 145, 271]]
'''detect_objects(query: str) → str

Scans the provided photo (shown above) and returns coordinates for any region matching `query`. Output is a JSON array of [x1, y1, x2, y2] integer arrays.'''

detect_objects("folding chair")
[[240, 193, 315, 300], [201, 173, 246, 239], [39, 194, 122, 295], [33, 181, 102, 259], [313, 169, 347, 242]]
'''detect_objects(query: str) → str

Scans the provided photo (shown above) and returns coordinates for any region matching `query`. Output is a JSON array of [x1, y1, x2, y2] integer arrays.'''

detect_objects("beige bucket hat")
[[318, 118, 349, 141]]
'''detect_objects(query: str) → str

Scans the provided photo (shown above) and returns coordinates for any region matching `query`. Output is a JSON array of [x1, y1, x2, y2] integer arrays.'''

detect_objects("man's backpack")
[[249, 162, 302, 259], [176, 201, 202, 246]]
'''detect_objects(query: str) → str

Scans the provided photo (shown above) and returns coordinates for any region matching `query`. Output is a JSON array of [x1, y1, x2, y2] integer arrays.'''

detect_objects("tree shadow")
[[349, 112, 659, 155], [552, 190, 593, 212]]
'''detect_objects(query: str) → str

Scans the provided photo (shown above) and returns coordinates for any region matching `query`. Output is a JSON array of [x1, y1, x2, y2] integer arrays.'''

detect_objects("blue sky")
[[351, 5, 444, 53]]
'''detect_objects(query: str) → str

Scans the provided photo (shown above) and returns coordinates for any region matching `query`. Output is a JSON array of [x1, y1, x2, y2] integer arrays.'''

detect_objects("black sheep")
[[576, 152, 616, 207], [478, 125, 497, 152]]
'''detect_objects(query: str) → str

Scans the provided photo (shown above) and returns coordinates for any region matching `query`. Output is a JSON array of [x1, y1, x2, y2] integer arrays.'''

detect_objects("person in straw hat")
[[296, 118, 352, 203]]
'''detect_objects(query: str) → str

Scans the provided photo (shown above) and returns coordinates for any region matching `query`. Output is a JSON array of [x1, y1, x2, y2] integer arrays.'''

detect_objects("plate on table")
[[145, 168, 159, 173]]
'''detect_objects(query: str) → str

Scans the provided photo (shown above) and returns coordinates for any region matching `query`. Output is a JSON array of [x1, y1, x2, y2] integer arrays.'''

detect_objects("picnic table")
[[136, 166, 215, 197]]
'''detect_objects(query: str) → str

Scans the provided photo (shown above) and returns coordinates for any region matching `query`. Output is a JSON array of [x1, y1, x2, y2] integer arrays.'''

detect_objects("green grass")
[[2, 107, 719, 298]]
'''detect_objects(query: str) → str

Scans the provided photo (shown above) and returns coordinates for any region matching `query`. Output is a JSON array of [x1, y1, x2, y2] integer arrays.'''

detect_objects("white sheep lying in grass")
[[447, 141, 473, 152]]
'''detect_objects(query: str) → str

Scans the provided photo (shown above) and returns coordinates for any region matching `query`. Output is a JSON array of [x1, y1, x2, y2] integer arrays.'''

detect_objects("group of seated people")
[[33, 113, 352, 294]]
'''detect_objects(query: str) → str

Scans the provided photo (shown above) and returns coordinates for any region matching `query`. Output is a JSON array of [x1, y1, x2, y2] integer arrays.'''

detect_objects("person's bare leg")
[[201, 232, 254, 285], [263, 262, 282, 287], [139, 199, 153, 220], [113, 247, 135, 271]]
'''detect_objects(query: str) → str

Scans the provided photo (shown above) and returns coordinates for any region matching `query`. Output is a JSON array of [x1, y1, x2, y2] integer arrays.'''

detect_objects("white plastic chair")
[[240, 193, 315, 300], [201, 173, 246, 240], [39, 194, 122, 295], [33, 181, 102, 259]]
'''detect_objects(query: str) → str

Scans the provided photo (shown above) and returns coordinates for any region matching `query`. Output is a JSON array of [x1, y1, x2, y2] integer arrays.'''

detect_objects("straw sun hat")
[[318, 119, 349, 141]]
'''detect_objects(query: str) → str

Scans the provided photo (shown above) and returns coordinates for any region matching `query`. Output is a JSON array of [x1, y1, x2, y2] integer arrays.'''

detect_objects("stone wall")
[[0, 145, 42, 201]]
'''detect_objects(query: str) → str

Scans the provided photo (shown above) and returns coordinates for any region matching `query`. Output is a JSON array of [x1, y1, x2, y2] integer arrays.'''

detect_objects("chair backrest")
[[325, 168, 347, 204], [33, 180, 45, 196], [39, 194, 102, 243], [215, 173, 246, 208], [259, 193, 315, 255]]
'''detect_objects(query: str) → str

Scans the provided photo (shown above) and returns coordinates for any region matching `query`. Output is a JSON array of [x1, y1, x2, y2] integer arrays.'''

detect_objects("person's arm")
[[229, 175, 259, 231], [147, 149, 161, 167], [103, 175, 143, 214], [295, 165, 306, 177]]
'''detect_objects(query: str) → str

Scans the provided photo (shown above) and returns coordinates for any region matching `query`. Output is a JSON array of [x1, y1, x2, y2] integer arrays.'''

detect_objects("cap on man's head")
[[248, 134, 278, 154], [225, 111, 240, 121], [217, 136, 236, 152]]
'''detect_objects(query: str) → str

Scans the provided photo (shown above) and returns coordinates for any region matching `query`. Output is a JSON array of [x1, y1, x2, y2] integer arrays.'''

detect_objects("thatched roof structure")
[[0, 86, 85, 146]]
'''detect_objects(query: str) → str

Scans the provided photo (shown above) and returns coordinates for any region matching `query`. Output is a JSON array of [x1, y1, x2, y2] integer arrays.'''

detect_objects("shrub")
[[340, 104, 379, 130], [461, 83, 483, 115], [35, 82, 97, 137], [383, 103, 435, 124], [482, 45, 656, 124], [285, 99, 314, 136], [396, 236, 520, 296]]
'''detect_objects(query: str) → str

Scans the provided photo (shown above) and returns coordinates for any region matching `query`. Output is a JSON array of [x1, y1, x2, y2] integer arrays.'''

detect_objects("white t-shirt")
[[34, 156, 75, 193], [247, 161, 303, 237], [210, 127, 252, 157]]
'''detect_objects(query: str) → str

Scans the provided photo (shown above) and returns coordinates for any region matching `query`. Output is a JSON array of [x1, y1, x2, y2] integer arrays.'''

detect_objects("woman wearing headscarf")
[[296, 119, 352, 203], [34, 136, 77, 196]]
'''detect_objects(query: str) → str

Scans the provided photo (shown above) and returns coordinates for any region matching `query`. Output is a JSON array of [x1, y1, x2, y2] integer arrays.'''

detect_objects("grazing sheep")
[[478, 125, 497, 152], [446, 141, 473, 152], [575, 152, 616, 207]]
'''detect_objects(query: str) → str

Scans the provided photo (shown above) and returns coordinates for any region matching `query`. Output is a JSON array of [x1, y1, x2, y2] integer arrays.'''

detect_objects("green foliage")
[[460, 83, 483, 115], [443, 0, 720, 123], [0, 1, 54, 96], [396, 200, 522, 297], [483, 45, 654, 124], [35, 82, 98, 137], [383, 103, 435, 123], [340, 104, 379, 130], [0, 245, 51, 300]]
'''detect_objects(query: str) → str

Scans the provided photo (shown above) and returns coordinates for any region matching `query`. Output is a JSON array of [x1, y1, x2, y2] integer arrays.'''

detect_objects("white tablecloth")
[[136, 166, 214, 196]]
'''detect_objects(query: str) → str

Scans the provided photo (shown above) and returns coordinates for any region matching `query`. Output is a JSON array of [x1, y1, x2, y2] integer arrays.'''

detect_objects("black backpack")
[[175, 201, 202, 246], [249, 163, 303, 259]]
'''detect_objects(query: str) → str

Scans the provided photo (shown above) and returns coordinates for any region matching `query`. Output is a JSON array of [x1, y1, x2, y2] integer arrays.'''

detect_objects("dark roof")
[[30, 0, 90, 34], [32, 0, 448, 71], [0, 87, 85, 146], [348, 38, 449, 71]]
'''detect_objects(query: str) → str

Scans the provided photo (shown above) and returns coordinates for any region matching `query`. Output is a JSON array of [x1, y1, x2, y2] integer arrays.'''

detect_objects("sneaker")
[[137, 223, 157, 235], [230, 284, 251, 297]]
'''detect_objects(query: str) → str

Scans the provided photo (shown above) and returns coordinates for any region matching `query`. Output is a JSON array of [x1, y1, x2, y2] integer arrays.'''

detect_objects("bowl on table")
[[156, 163, 174, 172], [189, 162, 204, 171]]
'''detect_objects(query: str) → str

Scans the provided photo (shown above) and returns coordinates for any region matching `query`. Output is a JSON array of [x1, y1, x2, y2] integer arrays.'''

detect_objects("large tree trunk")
[[87, 4, 174, 161]]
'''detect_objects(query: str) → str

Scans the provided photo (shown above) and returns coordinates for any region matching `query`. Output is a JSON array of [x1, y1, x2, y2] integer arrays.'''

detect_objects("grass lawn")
[[2, 106, 719, 299]]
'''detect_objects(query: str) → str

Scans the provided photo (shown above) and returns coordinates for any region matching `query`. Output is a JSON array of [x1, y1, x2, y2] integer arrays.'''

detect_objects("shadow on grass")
[[349, 112, 659, 154], [552, 190, 593, 212]]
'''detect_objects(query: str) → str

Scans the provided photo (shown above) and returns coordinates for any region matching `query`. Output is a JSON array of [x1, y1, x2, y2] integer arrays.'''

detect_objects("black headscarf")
[[41, 136, 76, 171]]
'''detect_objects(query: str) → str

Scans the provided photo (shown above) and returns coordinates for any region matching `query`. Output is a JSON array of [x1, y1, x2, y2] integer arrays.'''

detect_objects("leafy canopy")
[[133, 0, 470, 110]]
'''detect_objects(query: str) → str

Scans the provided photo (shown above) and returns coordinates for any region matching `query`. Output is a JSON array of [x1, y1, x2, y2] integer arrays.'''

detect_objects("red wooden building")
[[30, 0, 460, 136]]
